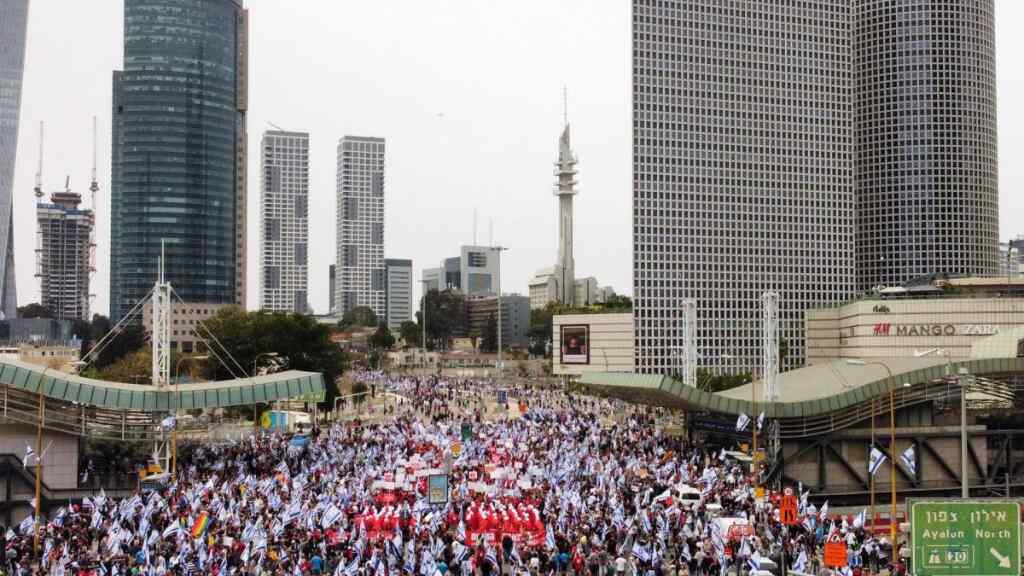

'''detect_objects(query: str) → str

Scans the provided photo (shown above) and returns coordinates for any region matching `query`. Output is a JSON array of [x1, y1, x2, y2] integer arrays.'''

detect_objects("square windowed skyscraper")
[[260, 131, 309, 313], [632, 0, 855, 375], [336, 136, 386, 319]]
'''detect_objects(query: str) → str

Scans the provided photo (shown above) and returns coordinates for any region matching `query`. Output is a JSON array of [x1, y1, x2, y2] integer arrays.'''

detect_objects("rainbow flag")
[[191, 511, 210, 539]]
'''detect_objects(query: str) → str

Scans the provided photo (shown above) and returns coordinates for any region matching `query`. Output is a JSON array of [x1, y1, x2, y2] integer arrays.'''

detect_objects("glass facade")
[[854, 0, 998, 290], [0, 0, 28, 320], [111, 0, 247, 321]]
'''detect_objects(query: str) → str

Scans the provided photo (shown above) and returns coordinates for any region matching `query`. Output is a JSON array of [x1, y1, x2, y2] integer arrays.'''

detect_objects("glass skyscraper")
[[111, 0, 249, 321], [854, 0, 998, 290], [0, 0, 29, 320]]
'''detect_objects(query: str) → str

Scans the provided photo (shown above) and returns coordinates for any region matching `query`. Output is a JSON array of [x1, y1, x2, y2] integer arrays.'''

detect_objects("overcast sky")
[[10, 1, 1022, 317]]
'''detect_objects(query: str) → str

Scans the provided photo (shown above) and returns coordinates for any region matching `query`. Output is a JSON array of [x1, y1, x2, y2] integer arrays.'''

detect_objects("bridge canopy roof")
[[0, 359, 325, 412], [578, 357, 1024, 418]]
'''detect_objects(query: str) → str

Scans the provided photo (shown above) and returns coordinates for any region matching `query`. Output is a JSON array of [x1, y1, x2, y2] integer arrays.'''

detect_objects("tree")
[[86, 322, 146, 369], [695, 368, 753, 393], [369, 321, 395, 350], [419, 289, 466, 351], [399, 321, 420, 348], [339, 306, 378, 329], [779, 337, 790, 370], [17, 303, 52, 319], [528, 305, 555, 357], [200, 307, 348, 410], [480, 313, 498, 353], [602, 294, 633, 310], [83, 349, 153, 384], [468, 327, 480, 352]]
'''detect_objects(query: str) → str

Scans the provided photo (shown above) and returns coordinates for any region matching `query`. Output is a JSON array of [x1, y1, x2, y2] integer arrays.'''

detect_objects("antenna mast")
[[563, 85, 568, 126], [33, 122, 43, 199]]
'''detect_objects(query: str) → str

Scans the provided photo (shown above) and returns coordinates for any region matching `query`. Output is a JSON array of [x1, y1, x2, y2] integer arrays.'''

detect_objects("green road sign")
[[911, 499, 1021, 576]]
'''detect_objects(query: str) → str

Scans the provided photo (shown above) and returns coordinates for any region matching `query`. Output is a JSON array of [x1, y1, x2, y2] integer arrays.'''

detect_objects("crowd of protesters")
[[0, 373, 903, 576]]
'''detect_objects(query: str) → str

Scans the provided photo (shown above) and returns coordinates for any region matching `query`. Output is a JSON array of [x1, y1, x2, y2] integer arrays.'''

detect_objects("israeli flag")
[[747, 551, 761, 573], [757, 412, 765, 431], [868, 445, 887, 476], [819, 500, 829, 521], [545, 525, 556, 551], [793, 550, 809, 573], [161, 416, 176, 430], [736, 413, 751, 432], [900, 446, 916, 476], [853, 508, 867, 529], [23, 445, 34, 468]]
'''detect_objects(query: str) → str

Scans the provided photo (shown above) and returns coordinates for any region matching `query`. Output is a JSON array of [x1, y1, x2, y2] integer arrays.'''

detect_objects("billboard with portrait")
[[560, 325, 590, 365]]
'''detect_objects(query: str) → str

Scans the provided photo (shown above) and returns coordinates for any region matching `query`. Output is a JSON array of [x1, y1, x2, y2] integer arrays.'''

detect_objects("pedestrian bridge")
[[0, 358, 325, 443], [578, 356, 1024, 438]]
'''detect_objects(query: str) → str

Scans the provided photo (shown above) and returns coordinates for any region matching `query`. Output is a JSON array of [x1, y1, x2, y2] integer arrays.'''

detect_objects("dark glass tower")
[[111, 0, 248, 320], [854, 0, 998, 290], [0, 0, 29, 320]]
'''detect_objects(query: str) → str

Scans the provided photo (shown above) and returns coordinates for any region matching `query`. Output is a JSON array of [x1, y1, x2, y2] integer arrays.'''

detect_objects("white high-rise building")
[[632, 0, 856, 374], [336, 136, 386, 318], [259, 131, 309, 313], [384, 259, 413, 332]]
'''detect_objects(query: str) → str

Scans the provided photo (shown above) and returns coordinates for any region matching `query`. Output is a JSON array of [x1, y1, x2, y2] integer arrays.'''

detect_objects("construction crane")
[[88, 117, 98, 277], [33, 122, 43, 199]]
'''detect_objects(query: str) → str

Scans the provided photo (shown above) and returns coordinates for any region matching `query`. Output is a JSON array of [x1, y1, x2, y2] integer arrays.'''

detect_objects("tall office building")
[[632, 0, 855, 374], [854, 0, 998, 290], [259, 131, 309, 313], [336, 136, 386, 318], [111, 0, 249, 321], [384, 259, 412, 332], [36, 189, 94, 321], [0, 0, 29, 320]]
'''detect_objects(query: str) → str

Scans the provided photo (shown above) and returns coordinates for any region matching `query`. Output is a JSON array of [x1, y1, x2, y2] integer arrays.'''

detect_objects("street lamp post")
[[958, 367, 970, 498], [32, 365, 49, 559], [847, 359, 906, 545], [252, 352, 281, 429], [492, 246, 509, 380], [172, 355, 209, 479]]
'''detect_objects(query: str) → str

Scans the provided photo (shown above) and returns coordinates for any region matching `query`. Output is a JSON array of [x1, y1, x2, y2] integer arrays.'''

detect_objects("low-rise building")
[[806, 277, 1024, 364], [552, 312, 634, 376], [466, 294, 530, 348], [142, 302, 231, 353]]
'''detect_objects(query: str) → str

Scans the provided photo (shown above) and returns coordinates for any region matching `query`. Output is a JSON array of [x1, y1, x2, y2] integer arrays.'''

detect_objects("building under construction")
[[35, 186, 94, 321]]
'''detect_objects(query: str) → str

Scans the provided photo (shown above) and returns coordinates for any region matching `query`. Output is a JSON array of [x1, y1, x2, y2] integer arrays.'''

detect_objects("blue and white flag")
[[17, 515, 33, 535], [162, 520, 181, 540], [545, 525, 556, 551], [736, 413, 751, 432], [868, 446, 886, 476], [818, 500, 829, 521], [747, 551, 761, 573], [757, 412, 765, 431], [23, 445, 34, 468], [900, 446, 916, 476], [793, 550, 808, 573], [321, 504, 344, 529], [853, 508, 867, 529], [632, 542, 651, 564]]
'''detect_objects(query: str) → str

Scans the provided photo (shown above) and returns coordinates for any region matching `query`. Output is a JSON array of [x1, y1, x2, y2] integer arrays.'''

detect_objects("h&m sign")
[[872, 323, 999, 337]]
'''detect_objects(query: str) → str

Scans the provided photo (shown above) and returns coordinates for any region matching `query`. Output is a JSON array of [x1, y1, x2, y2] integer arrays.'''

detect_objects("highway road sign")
[[911, 499, 1021, 576]]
